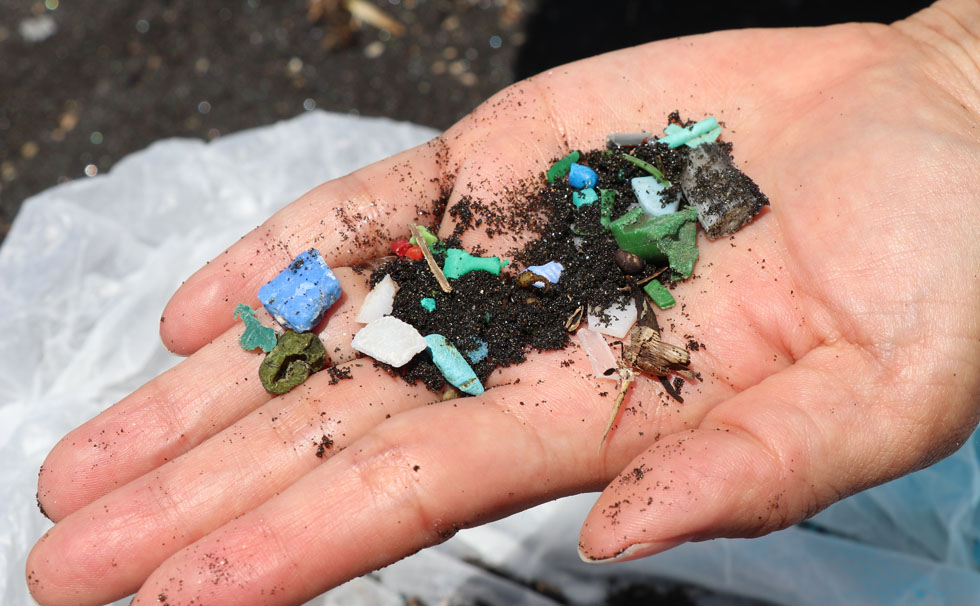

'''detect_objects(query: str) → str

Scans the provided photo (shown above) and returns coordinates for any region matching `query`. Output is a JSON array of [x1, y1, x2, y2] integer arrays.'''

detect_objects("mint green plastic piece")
[[409, 225, 439, 249], [572, 187, 598, 208], [420, 297, 436, 312], [599, 189, 616, 227], [233, 303, 278, 353], [658, 117, 721, 148], [622, 153, 670, 186], [546, 150, 581, 183], [443, 248, 506, 279], [643, 279, 676, 310], [608, 206, 698, 264]]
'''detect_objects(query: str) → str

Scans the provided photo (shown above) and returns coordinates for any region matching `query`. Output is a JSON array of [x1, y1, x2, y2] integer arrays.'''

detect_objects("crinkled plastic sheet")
[[2, 110, 979, 606]]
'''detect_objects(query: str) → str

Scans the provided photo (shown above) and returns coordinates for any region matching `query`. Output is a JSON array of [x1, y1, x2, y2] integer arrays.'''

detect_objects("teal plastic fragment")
[[420, 297, 436, 312], [443, 248, 507, 279], [658, 116, 721, 148], [233, 303, 278, 353], [572, 187, 598, 208], [425, 334, 484, 396], [464, 339, 489, 364], [546, 150, 581, 183], [643, 279, 676, 310]]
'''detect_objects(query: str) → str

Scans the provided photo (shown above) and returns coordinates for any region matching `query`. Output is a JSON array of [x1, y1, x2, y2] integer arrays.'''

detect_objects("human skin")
[[27, 0, 980, 604]]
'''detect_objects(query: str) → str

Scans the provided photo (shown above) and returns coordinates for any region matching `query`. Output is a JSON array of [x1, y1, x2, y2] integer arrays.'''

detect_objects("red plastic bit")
[[390, 237, 411, 256], [404, 245, 424, 260]]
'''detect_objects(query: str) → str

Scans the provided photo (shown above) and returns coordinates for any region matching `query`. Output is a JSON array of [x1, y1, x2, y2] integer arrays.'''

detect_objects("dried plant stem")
[[410, 224, 452, 293]]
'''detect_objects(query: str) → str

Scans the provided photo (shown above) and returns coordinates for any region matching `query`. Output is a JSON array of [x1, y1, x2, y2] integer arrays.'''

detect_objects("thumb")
[[576, 345, 953, 562]]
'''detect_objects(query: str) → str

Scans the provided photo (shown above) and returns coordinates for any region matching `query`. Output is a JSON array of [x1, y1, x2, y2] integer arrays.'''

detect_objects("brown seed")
[[614, 250, 645, 274]]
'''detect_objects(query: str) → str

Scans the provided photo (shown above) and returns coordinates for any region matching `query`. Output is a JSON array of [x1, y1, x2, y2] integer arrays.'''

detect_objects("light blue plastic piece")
[[658, 116, 721, 148], [420, 297, 436, 312], [572, 188, 598, 208], [631, 176, 680, 217], [258, 248, 342, 333], [425, 334, 484, 396], [523, 261, 563, 288], [568, 163, 598, 189], [464, 338, 489, 364]]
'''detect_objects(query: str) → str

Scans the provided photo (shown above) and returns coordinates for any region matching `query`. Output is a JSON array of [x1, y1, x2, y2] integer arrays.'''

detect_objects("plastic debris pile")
[[235, 114, 769, 416]]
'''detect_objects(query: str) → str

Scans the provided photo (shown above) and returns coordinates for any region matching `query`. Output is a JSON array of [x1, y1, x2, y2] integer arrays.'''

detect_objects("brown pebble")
[[614, 250, 645, 274]]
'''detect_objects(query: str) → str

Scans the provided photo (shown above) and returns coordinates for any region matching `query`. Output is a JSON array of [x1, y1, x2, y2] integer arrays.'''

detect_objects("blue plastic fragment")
[[523, 261, 563, 288], [425, 334, 484, 396], [572, 187, 598, 208], [463, 338, 489, 364], [631, 176, 680, 217], [568, 163, 598, 189], [258, 249, 342, 333], [658, 116, 721, 148]]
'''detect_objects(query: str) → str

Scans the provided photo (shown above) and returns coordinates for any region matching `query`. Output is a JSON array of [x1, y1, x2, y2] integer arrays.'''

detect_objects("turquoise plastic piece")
[[658, 116, 721, 148], [443, 248, 507, 279], [425, 334, 484, 396], [572, 187, 598, 208], [233, 303, 278, 353], [420, 297, 436, 312]]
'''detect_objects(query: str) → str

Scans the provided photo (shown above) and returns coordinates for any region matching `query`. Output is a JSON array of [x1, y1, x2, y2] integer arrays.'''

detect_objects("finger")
[[27, 359, 435, 606], [577, 339, 970, 563], [38, 267, 372, 521], [160, 141, 449, 355]]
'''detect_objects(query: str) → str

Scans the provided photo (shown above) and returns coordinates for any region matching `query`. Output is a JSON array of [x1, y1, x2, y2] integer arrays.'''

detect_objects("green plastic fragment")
[[546, 150, 581, 183], [658, 116, 721, 148], [643, 279, 676, 310], [599, 189, 616, 227], [609, 206, 698, 264], [420, 297, 436, 311], [622, 153, 670, 186], [409, 225, 439, 249], [572, 187, 598, 208], [443, 248, 507, 279], [661, 220, 699, 280], [259, 330, 327, 395], [233, 303, 278, 353]]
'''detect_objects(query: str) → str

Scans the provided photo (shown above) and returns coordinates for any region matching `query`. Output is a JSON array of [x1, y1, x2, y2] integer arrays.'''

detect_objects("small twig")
[[618, 266, 668, 291], [409, 224, 452, 293], [599, 366, 633, 452]]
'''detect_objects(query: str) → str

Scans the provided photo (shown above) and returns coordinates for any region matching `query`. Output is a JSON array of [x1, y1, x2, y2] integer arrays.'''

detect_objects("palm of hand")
[[28, 15, 980, 606]]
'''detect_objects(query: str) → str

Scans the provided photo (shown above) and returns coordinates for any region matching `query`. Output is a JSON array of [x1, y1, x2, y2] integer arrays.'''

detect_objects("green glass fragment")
[[609, 206, 698, 263], [409, 225, 439, 249], [233, 303, 278, 353], [643, 279, 676, 310], [572, 187, 598, 208], [546, 150, 581, 183], [622, 153, 670, 186], [443, 248, 506, 279], [259, 330, 327, 395], [420, 297, 436, 311], [599, 189, 616, 227]]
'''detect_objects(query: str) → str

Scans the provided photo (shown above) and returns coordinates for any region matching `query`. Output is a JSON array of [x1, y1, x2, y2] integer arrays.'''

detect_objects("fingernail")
[[578, 537, 688, 564]]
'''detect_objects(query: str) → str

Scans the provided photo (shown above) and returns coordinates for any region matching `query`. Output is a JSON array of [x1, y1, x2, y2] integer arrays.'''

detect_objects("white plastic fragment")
[[356, 274, 399, 323], [575, 326, 619, 381], [631, 176, 680, 217], [351, 315, 427, 367], [587, 297, 637, 339]]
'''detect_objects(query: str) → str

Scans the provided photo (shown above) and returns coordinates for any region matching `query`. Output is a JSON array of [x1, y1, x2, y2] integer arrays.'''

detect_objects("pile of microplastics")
[[234, 114, 769, 398]]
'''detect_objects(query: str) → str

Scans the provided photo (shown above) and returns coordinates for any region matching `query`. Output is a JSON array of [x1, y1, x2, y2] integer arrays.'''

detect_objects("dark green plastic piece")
[[233, 303, 278, 353], [259, 330, 327, 395], [546, 150, 581, 183], [622, 153, 670, 186], [599, 189, 616, 227], [643, 279, 676, 310], [609, 206, 699, 277]]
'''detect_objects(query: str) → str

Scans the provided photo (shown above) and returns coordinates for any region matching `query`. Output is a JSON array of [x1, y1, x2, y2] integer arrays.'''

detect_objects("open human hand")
[[28, 2, 980, 604]]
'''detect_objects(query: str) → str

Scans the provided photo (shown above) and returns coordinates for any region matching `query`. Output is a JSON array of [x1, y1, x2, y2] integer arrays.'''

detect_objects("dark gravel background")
[[0, 1, 932, 603]]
